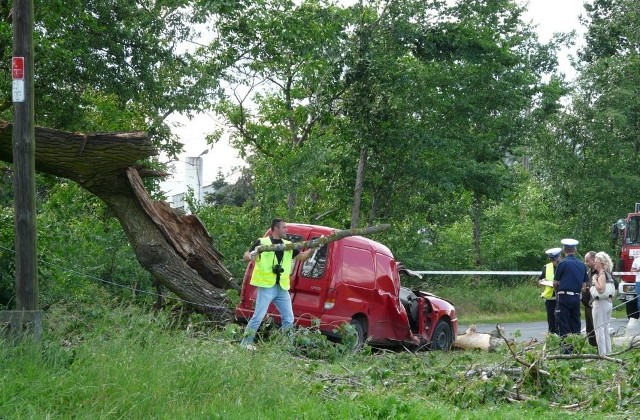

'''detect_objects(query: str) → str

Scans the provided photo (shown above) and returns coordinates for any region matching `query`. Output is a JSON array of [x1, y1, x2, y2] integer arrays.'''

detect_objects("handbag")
[[590, 272, 617, 300]]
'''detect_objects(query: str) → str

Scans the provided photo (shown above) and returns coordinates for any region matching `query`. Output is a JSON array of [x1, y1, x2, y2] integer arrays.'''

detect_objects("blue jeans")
[[241, 284, 294, 345]]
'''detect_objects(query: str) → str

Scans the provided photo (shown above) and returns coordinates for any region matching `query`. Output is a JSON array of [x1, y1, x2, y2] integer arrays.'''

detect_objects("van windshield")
[[301, 239, 327, 279]]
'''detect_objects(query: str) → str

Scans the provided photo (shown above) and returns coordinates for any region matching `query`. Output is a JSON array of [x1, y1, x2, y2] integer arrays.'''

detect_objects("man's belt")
[[557, 291, 579, 296]]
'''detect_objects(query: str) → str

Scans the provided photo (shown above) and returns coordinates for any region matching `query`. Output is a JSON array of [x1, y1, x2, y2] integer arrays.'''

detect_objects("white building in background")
[[166, 156, 216, 211]]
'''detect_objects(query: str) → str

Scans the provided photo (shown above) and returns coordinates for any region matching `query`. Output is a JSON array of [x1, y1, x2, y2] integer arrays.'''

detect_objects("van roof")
[[286, 223, 394, 257]]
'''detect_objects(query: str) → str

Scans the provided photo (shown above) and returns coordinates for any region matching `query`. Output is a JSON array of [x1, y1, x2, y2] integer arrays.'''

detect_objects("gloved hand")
[[249, 250, 258, 261]]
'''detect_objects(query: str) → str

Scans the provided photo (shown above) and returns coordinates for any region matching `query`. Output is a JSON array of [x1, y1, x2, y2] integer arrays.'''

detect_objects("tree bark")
[[350, 145, 367, 229], [0, 121, 239, 322], [255, 224, 391, 253]]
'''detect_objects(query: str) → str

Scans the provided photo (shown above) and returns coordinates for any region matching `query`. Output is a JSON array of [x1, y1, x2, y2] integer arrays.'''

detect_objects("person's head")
[[594, 251, 613, 273], [545, 247, 562, 265], [584, 251, 596, 269], [561, 238, 579, 255], [270, 218, 287, 239]]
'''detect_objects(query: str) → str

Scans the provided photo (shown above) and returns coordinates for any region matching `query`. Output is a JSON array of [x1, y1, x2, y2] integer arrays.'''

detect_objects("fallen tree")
[[0, 121, 238, 322]]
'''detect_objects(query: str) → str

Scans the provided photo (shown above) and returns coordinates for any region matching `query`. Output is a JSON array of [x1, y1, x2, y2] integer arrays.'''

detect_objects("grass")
[[2, 292, 639, 419]]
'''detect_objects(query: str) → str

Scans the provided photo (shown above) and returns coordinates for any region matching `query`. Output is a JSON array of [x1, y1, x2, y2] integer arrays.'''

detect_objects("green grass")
[[1, 293, 639, 419]]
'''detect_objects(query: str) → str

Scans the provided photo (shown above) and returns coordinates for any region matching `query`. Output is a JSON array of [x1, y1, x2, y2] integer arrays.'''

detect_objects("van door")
[[291, 235, 330, 323]]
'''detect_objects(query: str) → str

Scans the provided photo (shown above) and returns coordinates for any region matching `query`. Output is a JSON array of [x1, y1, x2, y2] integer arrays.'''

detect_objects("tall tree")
[[208, 0, 352, 221], [531, 0, 640, 248], [407, 0, 565, 266]]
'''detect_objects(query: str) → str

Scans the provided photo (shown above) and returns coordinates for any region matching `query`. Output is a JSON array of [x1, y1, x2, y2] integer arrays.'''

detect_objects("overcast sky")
[[161, 0, 588, 195]]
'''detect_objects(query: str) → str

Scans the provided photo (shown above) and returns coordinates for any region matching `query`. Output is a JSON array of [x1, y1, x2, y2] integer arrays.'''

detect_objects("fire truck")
[[611, 203, 640, 318]]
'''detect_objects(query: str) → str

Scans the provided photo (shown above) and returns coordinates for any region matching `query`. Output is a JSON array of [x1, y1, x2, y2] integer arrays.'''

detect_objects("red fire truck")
[[611, 203, 640, 318]]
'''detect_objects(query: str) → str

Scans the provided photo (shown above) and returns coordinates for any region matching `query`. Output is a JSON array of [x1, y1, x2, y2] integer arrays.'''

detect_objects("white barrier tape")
[[410, 271, 539, 275], [409, 271, 639, 276]]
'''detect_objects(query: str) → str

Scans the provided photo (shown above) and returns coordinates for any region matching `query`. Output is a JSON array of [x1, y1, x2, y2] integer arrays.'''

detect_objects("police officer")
[[539, 247, 562, 334], [553, 238, 589, 353]]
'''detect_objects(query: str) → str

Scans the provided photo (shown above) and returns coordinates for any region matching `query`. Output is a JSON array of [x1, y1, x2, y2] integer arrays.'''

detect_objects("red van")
[[234, 223, 457, 350]]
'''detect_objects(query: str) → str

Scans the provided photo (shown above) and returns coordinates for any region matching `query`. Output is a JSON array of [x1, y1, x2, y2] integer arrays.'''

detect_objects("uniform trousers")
[[556, 294, 581, 337], [544, 299, 557, 334]]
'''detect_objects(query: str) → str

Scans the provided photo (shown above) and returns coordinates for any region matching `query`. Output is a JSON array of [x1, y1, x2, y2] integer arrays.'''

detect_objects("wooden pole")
[[2, 0, 41, 342], [255, 224, 391, 254]]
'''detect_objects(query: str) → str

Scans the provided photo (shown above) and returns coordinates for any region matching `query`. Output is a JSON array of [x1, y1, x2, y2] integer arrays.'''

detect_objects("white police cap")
[[561, 238, 579, 247], [545, 247, 562, 258]]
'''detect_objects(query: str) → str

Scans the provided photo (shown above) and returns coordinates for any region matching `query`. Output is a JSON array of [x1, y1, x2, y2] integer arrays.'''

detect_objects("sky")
[[160, 0, 587, 196]]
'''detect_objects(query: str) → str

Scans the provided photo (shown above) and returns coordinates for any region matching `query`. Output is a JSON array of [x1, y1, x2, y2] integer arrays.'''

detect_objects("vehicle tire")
[[429, 320, 452, 351], [350, 318, 367, 351]]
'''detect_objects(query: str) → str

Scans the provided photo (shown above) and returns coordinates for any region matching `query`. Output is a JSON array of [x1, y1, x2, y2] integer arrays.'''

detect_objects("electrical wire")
[[0, 243, 230, 312]]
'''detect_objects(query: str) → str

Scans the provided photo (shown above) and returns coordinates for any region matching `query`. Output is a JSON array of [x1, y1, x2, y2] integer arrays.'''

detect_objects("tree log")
[[453, 325, 504, 351], [0, 121, 238, 321], [255, 224, 391, 253]]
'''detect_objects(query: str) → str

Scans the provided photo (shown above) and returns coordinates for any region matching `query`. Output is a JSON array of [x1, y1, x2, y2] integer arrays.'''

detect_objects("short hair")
[[595, 251, 613, 272], [271, 218, 285, 230], [585, 251, 596, 259]]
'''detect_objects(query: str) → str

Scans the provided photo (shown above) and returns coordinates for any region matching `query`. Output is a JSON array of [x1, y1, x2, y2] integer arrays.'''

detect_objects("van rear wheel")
[[350, 319, 366, 351], [430, 320, 452, 351]]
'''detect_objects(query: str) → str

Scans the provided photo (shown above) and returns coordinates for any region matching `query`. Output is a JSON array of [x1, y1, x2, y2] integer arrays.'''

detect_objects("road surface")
[[460, 317, 631, 343]]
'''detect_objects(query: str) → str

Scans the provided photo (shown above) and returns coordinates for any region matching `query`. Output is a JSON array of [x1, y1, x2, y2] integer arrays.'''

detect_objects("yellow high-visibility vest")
[[541, 262, 555, 299], [250, 237, 294, 290]]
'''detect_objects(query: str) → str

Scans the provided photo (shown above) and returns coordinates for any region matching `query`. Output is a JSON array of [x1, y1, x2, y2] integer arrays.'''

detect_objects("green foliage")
[[0, 169, 157, 309], [196, 203, 265, 278]]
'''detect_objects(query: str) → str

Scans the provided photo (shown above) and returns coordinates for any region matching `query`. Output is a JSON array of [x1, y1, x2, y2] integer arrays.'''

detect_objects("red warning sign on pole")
[[12, 57, 25, 80], [12, 57, 25, 102]]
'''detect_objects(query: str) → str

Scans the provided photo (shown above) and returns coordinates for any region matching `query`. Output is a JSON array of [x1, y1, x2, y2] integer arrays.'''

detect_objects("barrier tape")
[[409, 271, 639, 276]]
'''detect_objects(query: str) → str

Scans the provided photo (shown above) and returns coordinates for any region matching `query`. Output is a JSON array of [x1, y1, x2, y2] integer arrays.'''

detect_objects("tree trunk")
[[351, 145, 367, 229], [0, 121, 239, 322], [472, 193, 483, 267]]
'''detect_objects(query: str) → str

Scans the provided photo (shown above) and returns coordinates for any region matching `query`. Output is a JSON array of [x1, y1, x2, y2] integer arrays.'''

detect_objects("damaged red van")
[[234, 223, 457, 350]]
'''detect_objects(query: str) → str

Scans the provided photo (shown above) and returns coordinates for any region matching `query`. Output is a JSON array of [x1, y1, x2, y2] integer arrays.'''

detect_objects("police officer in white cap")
[[539, 247, 562, 334], [553, 238, 590, 353]]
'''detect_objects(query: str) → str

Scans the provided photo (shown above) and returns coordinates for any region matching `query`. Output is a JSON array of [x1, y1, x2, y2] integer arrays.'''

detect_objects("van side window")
[[301, 241, 327, 279]]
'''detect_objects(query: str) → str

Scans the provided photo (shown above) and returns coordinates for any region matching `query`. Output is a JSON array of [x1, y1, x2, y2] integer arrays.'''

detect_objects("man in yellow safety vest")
[[539, 247, 562, 334], [240, 218, 318, 350]]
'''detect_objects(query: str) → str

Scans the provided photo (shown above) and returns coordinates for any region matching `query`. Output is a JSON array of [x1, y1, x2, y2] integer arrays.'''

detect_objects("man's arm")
[[538, 267, 546, 280], [243, 240, 261, 262], [553, 262, 564, 289], [582, 266, 589, 291], [295, 248, 316, 262]]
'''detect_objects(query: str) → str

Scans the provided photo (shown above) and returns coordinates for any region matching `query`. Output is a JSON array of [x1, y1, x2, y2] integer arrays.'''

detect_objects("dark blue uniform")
[[554, 254, 589, 338]]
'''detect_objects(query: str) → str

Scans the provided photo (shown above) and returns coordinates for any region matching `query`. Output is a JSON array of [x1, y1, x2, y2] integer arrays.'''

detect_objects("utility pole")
[[1, 0, 41, 342]]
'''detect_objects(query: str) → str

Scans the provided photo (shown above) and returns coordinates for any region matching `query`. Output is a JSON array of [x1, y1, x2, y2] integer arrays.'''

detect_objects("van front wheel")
[[429, 320, 452, 351]]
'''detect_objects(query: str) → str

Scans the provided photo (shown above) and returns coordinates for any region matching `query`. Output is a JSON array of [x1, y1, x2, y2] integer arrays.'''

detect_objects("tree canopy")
[[2, 0, 639, 312]]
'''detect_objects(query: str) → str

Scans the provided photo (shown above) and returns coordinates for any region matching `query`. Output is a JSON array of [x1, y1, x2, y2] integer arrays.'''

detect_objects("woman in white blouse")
[[592, 252, 614, 356]]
